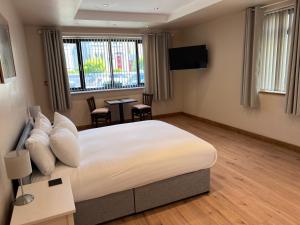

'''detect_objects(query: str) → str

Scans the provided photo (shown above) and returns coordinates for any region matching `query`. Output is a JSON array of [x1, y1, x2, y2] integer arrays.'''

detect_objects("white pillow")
[[54, 121, 78, 138], [34, 112, 52, 134], [39, 112, 51, 123], [50, 128, 80, 167], [53, 112, 78, 138], [31, 128, 48, 137], [25, 130, 56, 176]]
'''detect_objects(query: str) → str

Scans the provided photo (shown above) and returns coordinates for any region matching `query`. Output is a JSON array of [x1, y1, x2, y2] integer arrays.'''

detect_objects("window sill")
[[259, 90, 286, 96], [70, 87, 145, 95]]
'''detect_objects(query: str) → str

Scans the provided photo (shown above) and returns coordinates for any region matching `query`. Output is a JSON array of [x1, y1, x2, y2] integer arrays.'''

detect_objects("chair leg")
[[109, 112, 112, 125], [95, 117, 99, 128], [132, 110, 135, 122], [150, 111, 153, 120], [91, 115, 95, 128], [139, 112, 143, 121]]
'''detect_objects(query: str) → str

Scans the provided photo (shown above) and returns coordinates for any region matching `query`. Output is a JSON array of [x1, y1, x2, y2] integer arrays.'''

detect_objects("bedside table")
[[10, 177, 76, 225]]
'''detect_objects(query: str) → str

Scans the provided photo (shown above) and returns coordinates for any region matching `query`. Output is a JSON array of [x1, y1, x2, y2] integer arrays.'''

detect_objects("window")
[[63, 37, 144, 92], [259, 8, 294, 94]]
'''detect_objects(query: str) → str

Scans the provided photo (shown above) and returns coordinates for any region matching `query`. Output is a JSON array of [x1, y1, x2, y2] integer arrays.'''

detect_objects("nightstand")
[[10, 177, 76, 225]]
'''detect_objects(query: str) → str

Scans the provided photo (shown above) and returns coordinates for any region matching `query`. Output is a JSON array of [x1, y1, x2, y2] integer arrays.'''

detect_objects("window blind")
[[259, 8, 294, 93]]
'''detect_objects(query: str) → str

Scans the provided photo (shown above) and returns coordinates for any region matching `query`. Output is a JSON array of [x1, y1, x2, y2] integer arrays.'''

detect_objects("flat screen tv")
[[169, 45, 208, 70]]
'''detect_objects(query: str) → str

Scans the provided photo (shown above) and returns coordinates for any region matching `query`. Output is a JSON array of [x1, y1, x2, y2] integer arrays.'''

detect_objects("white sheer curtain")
[[260, 8, 294, 93]]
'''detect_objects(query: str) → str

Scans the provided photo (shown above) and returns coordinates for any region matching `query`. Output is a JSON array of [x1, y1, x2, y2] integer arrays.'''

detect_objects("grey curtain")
[[241, 7, 264, 108], [286, 0, 300, 115], [143, 32, 173, 101], [42, 29, 71, 112]]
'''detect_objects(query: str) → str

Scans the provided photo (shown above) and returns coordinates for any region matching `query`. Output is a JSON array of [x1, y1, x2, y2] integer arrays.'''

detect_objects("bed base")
[[74, 169, 210, 225]]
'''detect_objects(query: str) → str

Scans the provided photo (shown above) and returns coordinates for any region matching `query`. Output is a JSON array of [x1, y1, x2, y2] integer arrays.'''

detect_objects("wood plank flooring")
[[104, 115, 300, 225]]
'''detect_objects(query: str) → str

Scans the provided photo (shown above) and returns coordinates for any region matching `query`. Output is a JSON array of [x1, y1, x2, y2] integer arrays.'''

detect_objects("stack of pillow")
[[25, 112, 80, 176]]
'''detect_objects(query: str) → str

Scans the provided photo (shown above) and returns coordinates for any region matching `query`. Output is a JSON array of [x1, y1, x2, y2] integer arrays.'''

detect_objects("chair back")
[[143, 93, 153, 106], [87, 97, 96, 113]]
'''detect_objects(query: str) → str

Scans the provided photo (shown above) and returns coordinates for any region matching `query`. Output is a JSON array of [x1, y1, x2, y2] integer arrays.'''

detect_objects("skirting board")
[[182, 112, 300, 153]]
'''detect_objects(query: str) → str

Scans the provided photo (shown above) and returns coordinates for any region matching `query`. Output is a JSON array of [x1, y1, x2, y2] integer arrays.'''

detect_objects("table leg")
[[119, 103, 124, 123]]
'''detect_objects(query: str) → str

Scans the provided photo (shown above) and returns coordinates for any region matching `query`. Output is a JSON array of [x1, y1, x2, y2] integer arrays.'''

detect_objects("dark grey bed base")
[[75, 169, 210, 225], [15, 121, 211, 225]]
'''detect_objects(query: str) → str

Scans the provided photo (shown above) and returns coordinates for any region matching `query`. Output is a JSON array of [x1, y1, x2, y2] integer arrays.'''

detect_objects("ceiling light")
[[103, 3, 109, 7]]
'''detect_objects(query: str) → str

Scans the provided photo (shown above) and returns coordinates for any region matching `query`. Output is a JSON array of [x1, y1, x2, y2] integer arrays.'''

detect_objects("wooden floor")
[[105, 115, 300, 225]]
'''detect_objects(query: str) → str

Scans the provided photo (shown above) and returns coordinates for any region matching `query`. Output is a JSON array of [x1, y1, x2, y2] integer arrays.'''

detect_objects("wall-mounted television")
[[169, 45, 208, 70]]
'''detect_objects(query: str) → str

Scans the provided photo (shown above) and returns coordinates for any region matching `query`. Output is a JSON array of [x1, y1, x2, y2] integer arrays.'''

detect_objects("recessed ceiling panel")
[[80, 0, 197, 13]]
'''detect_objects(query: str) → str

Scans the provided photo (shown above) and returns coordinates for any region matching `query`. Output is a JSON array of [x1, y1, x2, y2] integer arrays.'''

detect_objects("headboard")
[[15, 120, 33, 150], [12, 120, 34, 194]]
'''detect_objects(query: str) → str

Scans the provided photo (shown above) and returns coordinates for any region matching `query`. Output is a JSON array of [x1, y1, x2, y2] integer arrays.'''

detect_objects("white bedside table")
[[10, 177, 76, 225]]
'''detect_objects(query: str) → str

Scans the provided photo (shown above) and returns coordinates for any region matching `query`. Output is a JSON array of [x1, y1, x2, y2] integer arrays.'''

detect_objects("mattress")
[[32, 120, 217, 202]]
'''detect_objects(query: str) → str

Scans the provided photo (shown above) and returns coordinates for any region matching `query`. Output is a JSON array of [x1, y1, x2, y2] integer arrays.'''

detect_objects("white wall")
[[179, 11, 300, 147], [25, 26, 184, 126], [0, 0, 35, 224]]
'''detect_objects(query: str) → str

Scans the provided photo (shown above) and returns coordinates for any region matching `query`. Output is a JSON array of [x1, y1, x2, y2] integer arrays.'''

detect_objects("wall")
[[0, 0, 35, 224], [25, 26, 184, 126], [179, 11, 300, 147], [23, 10, 300, 146]]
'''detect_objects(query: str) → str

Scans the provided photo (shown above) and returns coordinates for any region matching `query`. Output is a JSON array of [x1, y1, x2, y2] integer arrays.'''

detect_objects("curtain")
[[260, 9, 294, 93], [42, 29, 71, 112], [286, 0, 300, 115], [143, 32, 173, 101], [241, 7, 264, 108]]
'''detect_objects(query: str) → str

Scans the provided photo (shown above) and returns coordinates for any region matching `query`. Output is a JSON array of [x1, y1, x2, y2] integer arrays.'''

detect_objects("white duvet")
[[32, 120, 217, 202]]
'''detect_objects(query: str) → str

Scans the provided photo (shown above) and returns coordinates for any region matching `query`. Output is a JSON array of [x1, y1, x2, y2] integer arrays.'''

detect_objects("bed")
[[14, 120, 217, 225]]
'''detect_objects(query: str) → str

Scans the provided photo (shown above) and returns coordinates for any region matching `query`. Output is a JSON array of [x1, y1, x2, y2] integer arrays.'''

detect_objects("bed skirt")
[[74, 168, 210, 225]]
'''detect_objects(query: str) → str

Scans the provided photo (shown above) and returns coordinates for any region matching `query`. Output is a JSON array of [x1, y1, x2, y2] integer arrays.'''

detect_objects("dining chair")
[[131, 93, 153, 122], [87, 97, 111, 127]]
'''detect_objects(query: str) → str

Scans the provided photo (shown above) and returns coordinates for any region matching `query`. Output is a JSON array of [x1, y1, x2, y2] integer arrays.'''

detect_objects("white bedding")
[[32, 120, 217, 202]]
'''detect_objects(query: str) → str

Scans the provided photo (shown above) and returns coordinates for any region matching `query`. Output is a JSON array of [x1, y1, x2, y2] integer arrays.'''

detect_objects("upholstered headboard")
[[12, 120, 34, 194], [15, 120, 33, 150]]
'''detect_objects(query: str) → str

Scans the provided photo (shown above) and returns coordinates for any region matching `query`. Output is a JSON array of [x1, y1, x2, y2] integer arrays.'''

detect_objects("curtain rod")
[[61, 31, 166, 36], [62, 32, 144, 36], [37, 30, 144, 36], [37, 29, 166, 36], [261, 0, 294, 8], [265, 4, 294, 14]]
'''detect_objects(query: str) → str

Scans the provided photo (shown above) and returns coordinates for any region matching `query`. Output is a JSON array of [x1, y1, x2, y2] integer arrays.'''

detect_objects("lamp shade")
[[4, 150, 32, 180], [29, 105, 41, 119]]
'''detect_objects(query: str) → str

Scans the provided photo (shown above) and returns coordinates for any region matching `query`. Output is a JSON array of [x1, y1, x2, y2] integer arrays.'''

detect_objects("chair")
[[87, 97, 111, 127], [132, 93, 153, 122]]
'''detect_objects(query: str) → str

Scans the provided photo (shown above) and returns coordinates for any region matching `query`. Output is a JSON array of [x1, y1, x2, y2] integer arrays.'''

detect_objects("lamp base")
[[14, 194, 34, 206]]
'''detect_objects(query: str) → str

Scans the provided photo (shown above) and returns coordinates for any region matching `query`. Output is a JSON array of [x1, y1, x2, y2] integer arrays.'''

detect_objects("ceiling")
[[12, 0, 277, 29]]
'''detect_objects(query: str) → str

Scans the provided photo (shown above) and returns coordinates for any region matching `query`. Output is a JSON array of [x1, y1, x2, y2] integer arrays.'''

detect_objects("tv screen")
[[169, 45, 208, 70]]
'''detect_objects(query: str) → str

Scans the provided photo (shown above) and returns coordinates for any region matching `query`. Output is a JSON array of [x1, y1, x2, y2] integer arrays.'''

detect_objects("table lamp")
[[4, 150, 34, 206]]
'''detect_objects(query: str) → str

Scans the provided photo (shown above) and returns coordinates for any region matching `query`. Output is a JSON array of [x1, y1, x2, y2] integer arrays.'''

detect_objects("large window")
[[63, 37, 144, 92], [259, 8, 294, 94]]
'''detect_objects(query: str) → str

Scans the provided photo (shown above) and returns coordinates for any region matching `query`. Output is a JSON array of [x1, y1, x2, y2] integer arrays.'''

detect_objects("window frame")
[[63, 37, 144, 92]]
